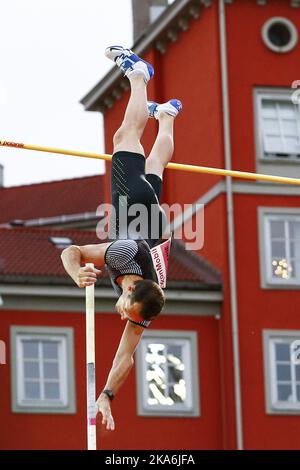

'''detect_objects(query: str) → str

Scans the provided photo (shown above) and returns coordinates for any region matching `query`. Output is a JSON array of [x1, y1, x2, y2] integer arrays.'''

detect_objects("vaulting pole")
[[1, 140, 300, 186], [85, 263, 97, 451]]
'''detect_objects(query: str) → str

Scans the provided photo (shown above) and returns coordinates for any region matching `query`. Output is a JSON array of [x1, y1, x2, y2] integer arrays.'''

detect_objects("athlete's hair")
[[131, 279, 165, 320]]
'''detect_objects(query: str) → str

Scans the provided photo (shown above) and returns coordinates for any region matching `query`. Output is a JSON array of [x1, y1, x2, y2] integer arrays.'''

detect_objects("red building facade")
[[1, 0, 300, 450]]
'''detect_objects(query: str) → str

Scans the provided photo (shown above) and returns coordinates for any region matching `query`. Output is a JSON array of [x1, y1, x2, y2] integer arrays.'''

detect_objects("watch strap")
[[101, 389, 115, 401]]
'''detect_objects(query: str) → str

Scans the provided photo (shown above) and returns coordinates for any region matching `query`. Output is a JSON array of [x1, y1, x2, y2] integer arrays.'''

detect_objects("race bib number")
[[150, 236, 172, 288]]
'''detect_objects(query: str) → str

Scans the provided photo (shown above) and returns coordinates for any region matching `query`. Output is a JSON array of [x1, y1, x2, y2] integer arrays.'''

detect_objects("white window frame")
[[254, 88, 300, 163], [11, 326, 76, 414], [258, 207, 300, 289], [261, 17, 298, 54], [263, 330, 300, 414], [16, 335, 68, 407], [135, 330, 200, 417]]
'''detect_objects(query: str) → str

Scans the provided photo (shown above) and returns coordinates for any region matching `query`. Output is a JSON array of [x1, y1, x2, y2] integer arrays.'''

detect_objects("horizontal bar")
[[1, 140, 300, 186]]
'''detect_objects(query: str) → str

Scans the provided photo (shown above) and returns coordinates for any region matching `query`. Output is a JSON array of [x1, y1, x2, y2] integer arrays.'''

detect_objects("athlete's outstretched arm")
[[60, 242, 111, 287], [96, 321, 144, 431]]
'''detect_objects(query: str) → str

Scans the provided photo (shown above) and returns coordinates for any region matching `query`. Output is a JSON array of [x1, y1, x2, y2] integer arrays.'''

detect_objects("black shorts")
[[110, 151, 167, 248]]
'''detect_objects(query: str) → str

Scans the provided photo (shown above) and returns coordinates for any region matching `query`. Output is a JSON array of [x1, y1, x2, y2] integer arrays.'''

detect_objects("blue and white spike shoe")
[[147, 99, 183, 119], [105, 45, 154, 83]]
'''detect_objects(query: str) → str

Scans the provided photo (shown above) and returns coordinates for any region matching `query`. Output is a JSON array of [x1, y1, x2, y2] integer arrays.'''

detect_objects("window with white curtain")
[[266, 215, 300, 284], [263, 330, 300, 414], [136, 330, 200, 417], [11, 326, 76, 414], [255, 91, 300, 161], [259, 208, 300, 287], [17, 336, 67, 405]]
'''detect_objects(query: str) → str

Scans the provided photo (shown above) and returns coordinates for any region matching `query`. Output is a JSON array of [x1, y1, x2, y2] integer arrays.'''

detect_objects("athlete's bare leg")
[[112, 77, 149, 156], [145, 113, 175, 178]]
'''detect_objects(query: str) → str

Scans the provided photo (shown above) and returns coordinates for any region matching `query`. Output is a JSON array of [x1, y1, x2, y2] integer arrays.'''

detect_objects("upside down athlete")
[[61, 45, 182, 430]]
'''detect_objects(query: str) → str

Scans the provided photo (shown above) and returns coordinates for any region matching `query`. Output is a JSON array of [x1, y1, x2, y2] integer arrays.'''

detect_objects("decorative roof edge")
[[80, 0, 210, 112]]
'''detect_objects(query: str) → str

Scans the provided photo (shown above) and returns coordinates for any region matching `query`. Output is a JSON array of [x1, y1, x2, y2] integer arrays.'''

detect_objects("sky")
[[0, 0, 133, 187]]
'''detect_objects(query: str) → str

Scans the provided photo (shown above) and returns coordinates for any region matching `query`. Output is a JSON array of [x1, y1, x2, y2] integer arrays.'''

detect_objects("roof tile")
[[0, 227, 221, 288], [0, 175, 104, 224]]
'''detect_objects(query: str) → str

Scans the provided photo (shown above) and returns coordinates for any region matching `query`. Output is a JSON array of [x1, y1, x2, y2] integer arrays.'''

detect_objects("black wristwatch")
[[101, 389, 115, 401]]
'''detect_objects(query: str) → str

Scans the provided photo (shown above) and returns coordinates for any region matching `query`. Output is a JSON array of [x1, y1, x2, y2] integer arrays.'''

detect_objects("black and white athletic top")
[[104, 239, 158, 328]]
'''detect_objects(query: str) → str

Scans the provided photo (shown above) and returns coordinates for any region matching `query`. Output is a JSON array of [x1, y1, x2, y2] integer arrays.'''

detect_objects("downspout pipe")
[[218, 0, 243, 450]]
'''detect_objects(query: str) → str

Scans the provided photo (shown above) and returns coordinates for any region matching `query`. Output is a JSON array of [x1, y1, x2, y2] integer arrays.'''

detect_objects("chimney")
[[0, 164, 4, 188], [132, 0, 169, 42]]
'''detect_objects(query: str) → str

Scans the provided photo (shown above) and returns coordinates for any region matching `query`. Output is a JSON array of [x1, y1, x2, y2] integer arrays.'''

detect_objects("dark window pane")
[[167, 343, 185, 386], [277, 384, 292, 401], [295, 365, 300, 381], [43, 342, 58, 360], [23, 341, 39, 359], [168, 364, 183, 383], [44, 382, 60, 400], [275, 343, 290, 361], [43, 362, 59, 379], [169, 384, 184, 404], [268, 22, 291, 48], [290, 259, 297, 279], [276, 364, 291, 381], [297, 385, 300, 402], [271, 241, 286, 258], [167, 345, 182, 358], [24, 361, 39, 379], [262, 100, 276, 115], [270, 221, 285, 238], [290, 221, 300, 240], [290, 241, 300, 258], [25, 382, 40, 400]]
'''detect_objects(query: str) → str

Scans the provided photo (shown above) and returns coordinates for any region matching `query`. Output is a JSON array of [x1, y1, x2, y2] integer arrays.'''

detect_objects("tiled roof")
[[0, 175, 104, 224], [0, 227, 221, 289]]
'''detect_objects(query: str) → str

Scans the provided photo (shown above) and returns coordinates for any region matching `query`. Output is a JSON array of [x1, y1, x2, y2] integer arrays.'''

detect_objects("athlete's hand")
[[76, 266, 101, 288], [96, 395, 115, 431]]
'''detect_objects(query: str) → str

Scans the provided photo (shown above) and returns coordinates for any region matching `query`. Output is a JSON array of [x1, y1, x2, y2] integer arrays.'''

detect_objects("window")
[[11, 326, 76, 414], [255, 91, 300, 161], [262, 17, 298, 54], [149, 1, 170, 23], [263, 330, 300, 414], [150, 6, 166, 23], [136, 330, 200, 417], [259, 208, 300, 288]]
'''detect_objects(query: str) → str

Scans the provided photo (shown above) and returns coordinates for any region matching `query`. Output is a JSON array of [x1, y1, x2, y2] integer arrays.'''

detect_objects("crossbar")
[[1, 140, 300, 186]]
